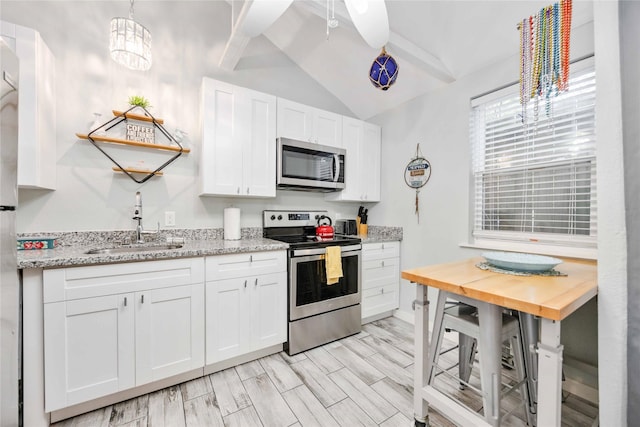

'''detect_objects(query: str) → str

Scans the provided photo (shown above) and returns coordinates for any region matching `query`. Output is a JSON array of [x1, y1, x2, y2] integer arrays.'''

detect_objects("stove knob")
[[270, 215, 276, 220], [277, 215, 283, 220]]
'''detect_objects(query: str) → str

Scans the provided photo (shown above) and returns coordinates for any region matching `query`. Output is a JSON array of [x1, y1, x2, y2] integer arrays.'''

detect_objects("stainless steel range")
[[263, 210, 362, 355]]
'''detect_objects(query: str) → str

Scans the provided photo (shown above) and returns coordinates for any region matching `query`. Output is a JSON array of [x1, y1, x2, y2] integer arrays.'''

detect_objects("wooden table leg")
[[413, 284, 430, 426], [537, 318, 563, 427]]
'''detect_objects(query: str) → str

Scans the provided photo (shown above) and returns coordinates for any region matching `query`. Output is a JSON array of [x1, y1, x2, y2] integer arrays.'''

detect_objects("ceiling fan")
[[240, 0, 390, 49]]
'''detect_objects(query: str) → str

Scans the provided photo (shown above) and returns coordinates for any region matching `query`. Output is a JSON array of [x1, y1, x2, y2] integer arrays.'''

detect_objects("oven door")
[[289, 245, 360, 321]]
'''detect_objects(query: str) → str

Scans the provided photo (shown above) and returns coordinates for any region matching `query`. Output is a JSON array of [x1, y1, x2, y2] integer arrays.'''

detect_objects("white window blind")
[[470, 59, 597, 249]]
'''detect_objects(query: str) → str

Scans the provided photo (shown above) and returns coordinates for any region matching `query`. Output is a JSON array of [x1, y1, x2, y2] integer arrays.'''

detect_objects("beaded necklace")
[[518, 0, 572, 121]]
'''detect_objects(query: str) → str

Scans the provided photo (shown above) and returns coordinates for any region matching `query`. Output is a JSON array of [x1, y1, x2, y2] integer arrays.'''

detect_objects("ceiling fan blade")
[[344, 0, 389, 48], [241, 0, 294, 37]]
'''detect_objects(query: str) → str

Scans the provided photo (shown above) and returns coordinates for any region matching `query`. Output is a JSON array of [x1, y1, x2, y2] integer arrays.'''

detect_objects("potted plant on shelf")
[[125, 96, 155, 143], [128, 95, 152, 110]]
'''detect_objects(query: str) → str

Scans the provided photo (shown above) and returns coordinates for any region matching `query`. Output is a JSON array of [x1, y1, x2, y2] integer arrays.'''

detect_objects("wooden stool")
[[428, 291, 533, 426]]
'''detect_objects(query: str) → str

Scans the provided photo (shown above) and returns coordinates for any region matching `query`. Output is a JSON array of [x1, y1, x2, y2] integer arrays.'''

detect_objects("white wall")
[[593, 1, 627, 425], [1, 1, 365, 234], [620, 1, 640, 421], [371, 21, 595, 319]]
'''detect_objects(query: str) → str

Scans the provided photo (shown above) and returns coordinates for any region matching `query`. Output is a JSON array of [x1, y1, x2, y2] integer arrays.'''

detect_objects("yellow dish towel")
[[325, 246, 343, 285]]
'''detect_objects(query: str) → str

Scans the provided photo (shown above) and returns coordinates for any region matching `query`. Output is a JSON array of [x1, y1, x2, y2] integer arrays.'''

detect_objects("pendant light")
[[369, 46, 398, 90], [109, 0, 152, 71]]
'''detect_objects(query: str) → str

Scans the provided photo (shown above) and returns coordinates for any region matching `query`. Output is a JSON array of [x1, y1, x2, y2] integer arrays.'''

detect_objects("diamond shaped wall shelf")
[[76, 106, 189, 184]]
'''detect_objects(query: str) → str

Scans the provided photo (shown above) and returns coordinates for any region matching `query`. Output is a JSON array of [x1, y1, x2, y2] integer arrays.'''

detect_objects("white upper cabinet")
[[1, 21, 56, 190], [277, 98, 342, 147], [200, 78, 276, 197], [326, 117, 381, 202]]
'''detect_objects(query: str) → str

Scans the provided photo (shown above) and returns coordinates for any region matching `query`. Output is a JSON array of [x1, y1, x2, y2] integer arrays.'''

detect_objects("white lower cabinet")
[[205, 251, 287, 365], [361, 241, 400, 321], [43, 258, 204, 412]]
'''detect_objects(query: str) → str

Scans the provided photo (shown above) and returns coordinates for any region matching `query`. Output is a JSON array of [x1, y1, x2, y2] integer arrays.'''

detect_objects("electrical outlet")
[[165, 211, 176, 227]]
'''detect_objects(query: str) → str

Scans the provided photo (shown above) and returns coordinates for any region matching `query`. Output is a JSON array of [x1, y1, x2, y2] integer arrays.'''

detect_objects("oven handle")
[[291, 244, 361, 257]]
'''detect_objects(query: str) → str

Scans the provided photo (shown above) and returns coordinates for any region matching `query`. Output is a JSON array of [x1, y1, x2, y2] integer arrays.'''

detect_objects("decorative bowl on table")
[[481, 251, 562, 273]]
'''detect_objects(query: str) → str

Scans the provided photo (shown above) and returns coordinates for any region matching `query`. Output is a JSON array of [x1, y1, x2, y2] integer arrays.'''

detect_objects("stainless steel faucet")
[[133, 191, 144, 243], [132, 192, 160, 244]]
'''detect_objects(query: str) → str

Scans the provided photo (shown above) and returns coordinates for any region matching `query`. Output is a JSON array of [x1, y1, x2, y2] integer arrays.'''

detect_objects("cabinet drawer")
[[43, 258, 205, 303], [362, 241, 400, 260], [206, 250, 286, 280], [362, 257, 399, 290], [362, 283, 399, 318]]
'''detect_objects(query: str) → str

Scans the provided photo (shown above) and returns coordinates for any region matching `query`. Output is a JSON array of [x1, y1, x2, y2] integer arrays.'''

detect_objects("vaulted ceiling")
[[220, 0, 594, 120]]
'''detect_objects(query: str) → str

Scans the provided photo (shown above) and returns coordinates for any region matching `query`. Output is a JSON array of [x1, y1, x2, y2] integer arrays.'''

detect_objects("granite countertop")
[[17, 238, 288, 269], [17, 225, 402, 269]]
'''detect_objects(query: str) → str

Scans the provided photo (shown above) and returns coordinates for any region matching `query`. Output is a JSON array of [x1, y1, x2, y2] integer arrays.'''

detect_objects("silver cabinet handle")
[[382, 243, 385, 250], [254, 278, 258, 287], [381, 288, 385, 294], [237, 187, 240, 194], [244, 280, 247, 288], [141, 294, 145, 304], [381, 260, 385, 267], [249, 255, 253, 263], [247, 187, 250, 194], [124, 297, 127, 307]]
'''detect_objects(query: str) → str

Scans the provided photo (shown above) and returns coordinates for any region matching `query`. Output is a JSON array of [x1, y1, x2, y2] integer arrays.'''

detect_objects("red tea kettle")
[[316, 215, 334, 240]]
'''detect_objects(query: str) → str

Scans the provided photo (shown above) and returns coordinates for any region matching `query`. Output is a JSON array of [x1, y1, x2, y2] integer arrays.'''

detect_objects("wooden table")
[[402, 257, 597, 427]]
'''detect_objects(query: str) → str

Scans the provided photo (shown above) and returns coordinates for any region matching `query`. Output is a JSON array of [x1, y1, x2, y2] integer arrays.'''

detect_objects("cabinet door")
[[330, 116, 363, 201], [44, 294, 135, 412], [1, 21, 56, 190], [361, 122, 381, 202], [205, 277, 251, 364], [276, 98, 313, 142], [136, 284, 205, 386], [314, 109, 342, 147], [251, 272, 287, 351], [200, 78, 243, 196], [241, 87, 276, 197]]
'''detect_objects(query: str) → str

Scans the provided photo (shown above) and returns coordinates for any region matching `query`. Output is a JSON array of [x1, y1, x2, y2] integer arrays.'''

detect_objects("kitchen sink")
[[85, 243, 183, 255]]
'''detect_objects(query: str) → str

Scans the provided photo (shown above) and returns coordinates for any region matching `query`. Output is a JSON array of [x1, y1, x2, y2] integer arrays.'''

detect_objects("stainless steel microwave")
[[276, 137, 345, 192]]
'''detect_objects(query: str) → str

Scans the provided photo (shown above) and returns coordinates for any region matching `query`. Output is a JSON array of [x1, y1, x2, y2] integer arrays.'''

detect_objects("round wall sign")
[[404, 157, 431, 189]]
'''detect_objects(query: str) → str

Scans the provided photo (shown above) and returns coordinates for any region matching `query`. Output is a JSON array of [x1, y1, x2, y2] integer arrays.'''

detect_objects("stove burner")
[[263, 210, 361, 249]]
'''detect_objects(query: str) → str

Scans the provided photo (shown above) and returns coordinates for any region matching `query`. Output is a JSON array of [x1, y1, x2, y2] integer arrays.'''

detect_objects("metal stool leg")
[[458, 333, 476, 389], [510, 332, 533, 426], [519, 312, 539, 422]]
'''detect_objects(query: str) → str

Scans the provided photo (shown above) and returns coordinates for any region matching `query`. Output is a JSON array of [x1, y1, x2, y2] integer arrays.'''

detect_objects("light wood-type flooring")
[[52, 316, 598, 427]]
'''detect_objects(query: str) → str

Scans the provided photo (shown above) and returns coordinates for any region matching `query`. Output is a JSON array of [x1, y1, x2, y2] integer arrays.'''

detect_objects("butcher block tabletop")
[[402, 257, 597, 321]]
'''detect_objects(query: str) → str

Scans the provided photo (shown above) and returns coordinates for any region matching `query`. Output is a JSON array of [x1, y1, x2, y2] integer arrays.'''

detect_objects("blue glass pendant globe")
[[369, 47, 398, 90]]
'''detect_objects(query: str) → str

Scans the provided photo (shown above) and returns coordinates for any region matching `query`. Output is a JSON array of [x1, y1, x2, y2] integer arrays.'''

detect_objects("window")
[[470, 59, 596, 251]]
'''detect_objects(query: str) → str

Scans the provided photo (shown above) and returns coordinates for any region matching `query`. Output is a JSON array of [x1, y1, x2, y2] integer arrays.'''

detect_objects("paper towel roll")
[[224, 208, 241, 240]]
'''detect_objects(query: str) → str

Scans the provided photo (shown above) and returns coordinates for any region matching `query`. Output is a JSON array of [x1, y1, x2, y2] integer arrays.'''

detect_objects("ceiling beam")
[[299, 0, 454, 83], [218, 1, 253, 70]]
